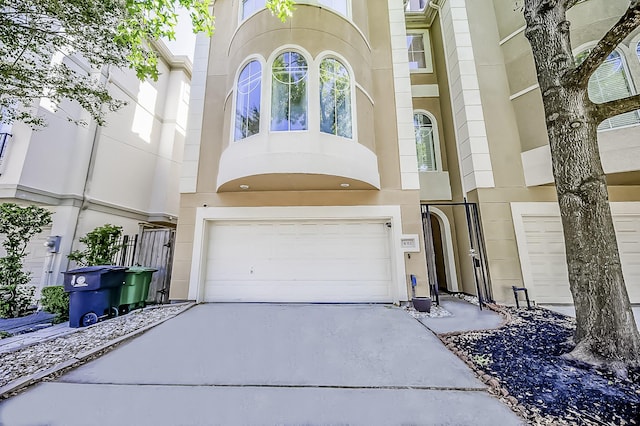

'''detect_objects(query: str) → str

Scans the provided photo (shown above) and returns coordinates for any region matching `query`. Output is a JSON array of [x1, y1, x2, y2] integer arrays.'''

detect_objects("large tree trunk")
[[523, 0, 640, 370]]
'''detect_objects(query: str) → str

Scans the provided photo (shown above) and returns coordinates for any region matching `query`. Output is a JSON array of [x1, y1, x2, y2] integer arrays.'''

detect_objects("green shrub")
[[68, 224, 123, 266], [0, 203, 52, 318], [0, 284, 36, 318], [40, 286, 69, 323]]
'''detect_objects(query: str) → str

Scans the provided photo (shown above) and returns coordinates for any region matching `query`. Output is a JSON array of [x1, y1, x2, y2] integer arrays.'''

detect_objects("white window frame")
[[0, 131, 12, 175], [233, 59, 265, 142], [404, 0, 428, 12], [239, 0, 351, 23], [413, 110, 441, 172], [574, 42, 640, 131], [406, 31, 433, 73], [318, 53, 356, 140], [239, 0, 267, 23], [230, 55, 268, 144], [269, 49, 311, 133], [231, 47, 358, 143]]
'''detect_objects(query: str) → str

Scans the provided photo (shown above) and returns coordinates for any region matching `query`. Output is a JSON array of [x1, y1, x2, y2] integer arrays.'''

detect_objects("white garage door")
[[203, 220, 394, 302], [521, 214, 640, 304]]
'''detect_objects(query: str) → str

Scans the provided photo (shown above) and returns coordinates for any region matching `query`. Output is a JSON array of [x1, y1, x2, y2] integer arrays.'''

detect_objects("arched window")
[[271, 51, 308, 131], [235, 61, 262, 141], [413, 113, 437, 171], [576, 48, 640, 130], [319, 58, 352, 138]]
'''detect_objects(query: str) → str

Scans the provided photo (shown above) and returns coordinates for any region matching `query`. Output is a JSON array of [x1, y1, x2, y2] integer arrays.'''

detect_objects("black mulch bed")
[[444, 307, 640, 425]]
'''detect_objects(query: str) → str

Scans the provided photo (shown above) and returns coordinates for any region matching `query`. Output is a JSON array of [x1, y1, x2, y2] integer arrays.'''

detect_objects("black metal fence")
[[111, 234, 138, 267]]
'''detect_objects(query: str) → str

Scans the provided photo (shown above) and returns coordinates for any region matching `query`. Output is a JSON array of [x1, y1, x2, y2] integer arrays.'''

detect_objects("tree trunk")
[[523, 0, 640, 370]]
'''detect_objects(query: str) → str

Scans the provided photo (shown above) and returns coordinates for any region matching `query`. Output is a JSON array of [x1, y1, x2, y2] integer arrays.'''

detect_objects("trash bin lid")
[[64, 265, 127, 274], [126, 266, 158, 273]]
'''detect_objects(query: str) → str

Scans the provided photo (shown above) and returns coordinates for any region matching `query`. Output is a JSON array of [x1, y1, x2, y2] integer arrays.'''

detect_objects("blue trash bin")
[[63, 266, 126, 328]]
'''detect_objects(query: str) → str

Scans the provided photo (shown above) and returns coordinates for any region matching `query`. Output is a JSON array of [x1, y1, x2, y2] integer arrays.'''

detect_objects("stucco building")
[[171, 0, 640, 305], [0, 42, 190, 298]]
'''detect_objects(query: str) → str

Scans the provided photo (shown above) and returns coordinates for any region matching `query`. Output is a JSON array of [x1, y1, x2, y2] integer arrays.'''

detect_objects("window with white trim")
[[576, 48, 640, 130], [0, 131, 11, 175], [406, 32, 432, 72], [271, 51, 309, 131], [413, 112, 438, 171], [241, 0, 266, 20], [405, 0, 428, 12], [319, 58, 352, 138], [235, 61, 262, 141], [240, 0, 349, 21]]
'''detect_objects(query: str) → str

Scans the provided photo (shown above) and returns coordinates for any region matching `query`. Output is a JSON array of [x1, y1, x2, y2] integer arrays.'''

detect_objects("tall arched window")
[[319, 58, 352, 138], [235, 61, 262, 141], [413, 113, 437, 171], [271, 51, 308, 131], [576, 48, 640, 130]]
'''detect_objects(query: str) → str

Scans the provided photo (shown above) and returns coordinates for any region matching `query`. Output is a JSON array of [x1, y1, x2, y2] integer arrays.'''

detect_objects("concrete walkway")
[[419, 296, 504, 334], [0, 304, 523, 425]]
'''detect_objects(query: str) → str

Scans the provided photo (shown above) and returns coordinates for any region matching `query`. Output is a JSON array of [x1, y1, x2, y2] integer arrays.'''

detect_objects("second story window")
[[576, 48, 640, 130], [235, 61, 262, 141], [319, 58, 352, 138], [242, 0, 266, 20], [271, 51, 308, 131], [405, 0, 428, 12], [406, 32, 432, 72], [0, 130, 12, 175], [414, 112, 438, 172]]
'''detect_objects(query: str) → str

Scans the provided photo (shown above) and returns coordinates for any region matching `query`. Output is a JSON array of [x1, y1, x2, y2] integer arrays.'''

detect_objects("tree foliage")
[[0, 0, 294, 128], [67, 224, 123, 266], [0, 0, 213, 127], [0, 203, 52, 318]]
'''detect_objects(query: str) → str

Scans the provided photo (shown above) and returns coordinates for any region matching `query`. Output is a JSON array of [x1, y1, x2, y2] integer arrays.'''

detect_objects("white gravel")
[[402, 304, 452, 319], [0, 304, 190, 389]]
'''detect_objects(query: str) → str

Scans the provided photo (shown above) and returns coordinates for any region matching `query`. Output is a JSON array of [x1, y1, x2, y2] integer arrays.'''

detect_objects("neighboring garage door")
[[520, 213, 640, 304], [203, 220, 394, 302]]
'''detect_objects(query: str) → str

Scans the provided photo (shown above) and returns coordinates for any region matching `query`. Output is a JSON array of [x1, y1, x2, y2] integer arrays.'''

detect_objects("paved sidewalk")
[[419, 295, 504, 334], [0, 303, 523, 425]]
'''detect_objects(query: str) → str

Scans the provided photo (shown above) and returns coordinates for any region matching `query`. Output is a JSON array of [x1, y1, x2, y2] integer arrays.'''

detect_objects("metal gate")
[[421, 202, 493, 308]]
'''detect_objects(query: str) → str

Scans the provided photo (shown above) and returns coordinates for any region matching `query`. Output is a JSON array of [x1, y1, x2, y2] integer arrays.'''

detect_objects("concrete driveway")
[[0, 304, 522, 425]]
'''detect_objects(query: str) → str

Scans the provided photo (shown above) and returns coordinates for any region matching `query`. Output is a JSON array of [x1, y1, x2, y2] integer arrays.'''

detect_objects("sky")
[[162, 7, 198, 61]]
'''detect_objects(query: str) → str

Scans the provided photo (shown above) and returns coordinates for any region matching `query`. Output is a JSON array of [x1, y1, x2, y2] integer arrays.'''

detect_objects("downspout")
[[66, 65, 112, 270]]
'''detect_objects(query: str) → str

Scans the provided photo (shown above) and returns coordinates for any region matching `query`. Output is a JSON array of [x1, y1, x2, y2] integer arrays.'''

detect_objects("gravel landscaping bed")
[[0, 304, 191, 391], [443, 307, 640, 425]]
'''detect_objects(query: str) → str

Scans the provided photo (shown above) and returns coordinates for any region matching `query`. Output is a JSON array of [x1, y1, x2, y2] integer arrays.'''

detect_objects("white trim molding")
[[438, 0, 495, 192], [388, 0, 420, 190], [180, 32, 211, 193]]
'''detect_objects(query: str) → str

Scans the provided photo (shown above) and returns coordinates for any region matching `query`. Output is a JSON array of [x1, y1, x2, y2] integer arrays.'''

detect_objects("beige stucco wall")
[[171, 0, 428, 300]]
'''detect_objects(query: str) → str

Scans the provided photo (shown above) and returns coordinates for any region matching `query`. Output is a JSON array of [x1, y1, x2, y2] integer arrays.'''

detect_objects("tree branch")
[[594, 94, 640, 123], [566, 0, 640, 88], [565, 0, 582, 9]]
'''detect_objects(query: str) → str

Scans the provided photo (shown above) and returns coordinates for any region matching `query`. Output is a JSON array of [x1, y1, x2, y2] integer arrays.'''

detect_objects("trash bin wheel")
[[110, 306, 119, 318], [119, 305, 130, 315], [81, 312, 99, 327]]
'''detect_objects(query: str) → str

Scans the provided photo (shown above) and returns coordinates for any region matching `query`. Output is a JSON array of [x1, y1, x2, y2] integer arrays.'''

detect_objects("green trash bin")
[[119, 267, 157, 314]]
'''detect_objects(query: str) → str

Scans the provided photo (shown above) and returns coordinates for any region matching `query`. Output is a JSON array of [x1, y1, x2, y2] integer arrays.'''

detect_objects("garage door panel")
[[203, 219, 394, 302], [205, 281, 392, 303], [521, 213, 640, 303]]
